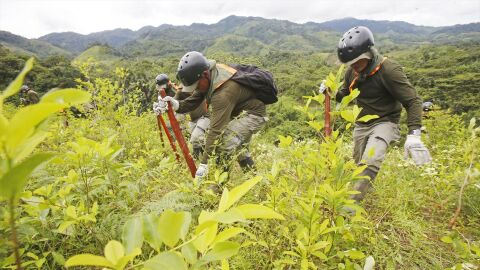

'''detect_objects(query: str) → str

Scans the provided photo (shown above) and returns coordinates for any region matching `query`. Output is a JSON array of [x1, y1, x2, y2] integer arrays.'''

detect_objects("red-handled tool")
[[156, 116, 165, 147], [156, 113, 181, 162], [160, 89, 197, 178], [325, 90, 331, 138]]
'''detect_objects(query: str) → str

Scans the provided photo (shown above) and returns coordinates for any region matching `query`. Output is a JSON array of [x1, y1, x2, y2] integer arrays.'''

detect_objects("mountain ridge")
[[1, 16, 479, 58], [0, 30, 70, 58]]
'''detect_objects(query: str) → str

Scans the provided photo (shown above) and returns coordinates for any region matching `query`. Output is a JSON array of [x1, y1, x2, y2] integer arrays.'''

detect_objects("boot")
[[238, 156, 255, 172], [207, 183, 223, 195], [193, 147, 203, 159], [350, 166, 378, 203]]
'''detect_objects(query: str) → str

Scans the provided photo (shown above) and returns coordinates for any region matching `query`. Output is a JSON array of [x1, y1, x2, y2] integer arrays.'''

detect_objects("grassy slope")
[[234, 110, 479, 269], [73, 45, 121, 64], [0, 101, 477, 269], [1, 45, 479, 269], [385, 45, 480, 121]]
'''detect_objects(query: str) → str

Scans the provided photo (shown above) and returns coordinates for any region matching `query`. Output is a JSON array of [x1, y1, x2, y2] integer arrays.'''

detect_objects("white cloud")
[[0, 0, 478, 38]]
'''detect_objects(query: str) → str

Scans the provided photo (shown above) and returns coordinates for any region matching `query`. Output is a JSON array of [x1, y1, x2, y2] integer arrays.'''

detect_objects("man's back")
[[26, 90, 40, 104]]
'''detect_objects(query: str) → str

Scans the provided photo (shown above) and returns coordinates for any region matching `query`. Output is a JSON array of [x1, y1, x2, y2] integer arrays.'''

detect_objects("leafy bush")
[[0, 47, 479, 270]]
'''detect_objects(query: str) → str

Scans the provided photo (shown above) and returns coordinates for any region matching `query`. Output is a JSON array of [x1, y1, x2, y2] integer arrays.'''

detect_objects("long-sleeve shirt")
[[174, 91, 207, 122], [177, 79, 265, 164], [336, 58, 422, 131]]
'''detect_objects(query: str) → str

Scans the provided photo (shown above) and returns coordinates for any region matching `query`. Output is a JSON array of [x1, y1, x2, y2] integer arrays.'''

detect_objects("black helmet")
[[155, 74, 169, 85], [422, 101, 434, 111], [337, 26, 374, 64], [176, 51, 209, 86]]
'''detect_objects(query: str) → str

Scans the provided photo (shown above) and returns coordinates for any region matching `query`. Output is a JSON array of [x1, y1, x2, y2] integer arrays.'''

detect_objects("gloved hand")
[[195, 163, 208, 179], [319, 80, 327, 95], [404, 133, 432, 166], [162, 96, 179, 111], [152, 101, 166, 115]]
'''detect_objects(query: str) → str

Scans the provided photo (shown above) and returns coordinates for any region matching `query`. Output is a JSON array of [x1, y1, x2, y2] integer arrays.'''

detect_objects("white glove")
[[404, 134, 432, 166], [319, 80, 327, 94], [161, 96, 179, 111], [153, 101, 167, 115], [195, 163, 208, 179]]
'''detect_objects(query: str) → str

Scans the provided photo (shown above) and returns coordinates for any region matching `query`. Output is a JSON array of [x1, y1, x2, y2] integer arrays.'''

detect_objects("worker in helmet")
[[154, 52, 266, 180], [335, 26, 432, 202], [19, 85, 39, 105], [154, 73, 209, 159]]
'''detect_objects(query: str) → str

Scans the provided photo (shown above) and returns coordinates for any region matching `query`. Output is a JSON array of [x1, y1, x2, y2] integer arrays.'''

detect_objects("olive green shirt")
[[336, 57, 422, 131], [174, 91, 207, 122], [177, 64, 266, 164], [21, 90, 39, 105]]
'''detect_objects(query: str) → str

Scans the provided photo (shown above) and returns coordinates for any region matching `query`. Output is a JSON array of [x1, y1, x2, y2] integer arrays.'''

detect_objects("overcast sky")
[[0, 0, 479, 39]]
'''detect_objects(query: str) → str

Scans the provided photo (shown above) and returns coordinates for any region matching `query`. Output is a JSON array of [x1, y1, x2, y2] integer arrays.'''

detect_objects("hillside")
[[73, 44, 122, 64], [432, 22, 480, 34], [0, 59, 478, 269], [0, 45, 80, 95], [0, 30, 70, 58], [316, 17, 436, 34], [28, 16, 480, 58], [387, 44, 480, 121], [2, 16, 478, 59], [40, 28, 138, 54]]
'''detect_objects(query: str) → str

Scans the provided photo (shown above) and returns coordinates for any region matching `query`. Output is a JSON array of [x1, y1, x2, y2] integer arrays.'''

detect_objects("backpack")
[[229, 64, 278, 104]]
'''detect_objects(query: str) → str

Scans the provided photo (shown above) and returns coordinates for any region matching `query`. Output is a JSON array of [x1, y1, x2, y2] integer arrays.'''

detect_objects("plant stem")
[[9, 197, 23, 270], [125, 262, 144, 270], [449, 133, 477, 229], [449, 161, 472, 229], [79, 159, 90, 210]]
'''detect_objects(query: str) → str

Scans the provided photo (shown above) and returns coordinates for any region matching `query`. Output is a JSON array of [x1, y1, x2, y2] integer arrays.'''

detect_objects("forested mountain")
[[315, 17, 436, 34], [0, 44, 80, 92], [0, 30, 70, 58], [73, 44, 122, 64], [1, 15, 479, 117], [1, 16, 478, 59], [432, 22, 480, 34], [39, 28, 138, 54]]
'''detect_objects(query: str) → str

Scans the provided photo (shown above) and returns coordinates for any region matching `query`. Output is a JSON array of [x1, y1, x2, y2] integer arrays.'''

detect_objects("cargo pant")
[[188, 116, 210, 158], [352, 121, 401, 201], [217, 113, 267, 166]]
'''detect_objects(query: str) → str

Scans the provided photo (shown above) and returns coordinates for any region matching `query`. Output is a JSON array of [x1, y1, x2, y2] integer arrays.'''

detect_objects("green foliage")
[[0, 153, 54, 199], [0, 59, 91, 197], [65, 240, 141, 270], [391, 44, 480, 121], [0, 45, 81, 96], [73, 45, 122, 64], [0, 39, 479, 270], [441, 232, 480, 269], [64, 176, 284, 269], [0, 58, 91, 269], [0, 31, 70, 58], [251, 72, 377, 269]]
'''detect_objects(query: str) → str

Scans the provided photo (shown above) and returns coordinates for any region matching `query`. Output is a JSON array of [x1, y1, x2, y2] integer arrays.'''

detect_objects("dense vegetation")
[[3, 41, 478, 124], [0, 28, 479, 269], [0, 31, 70, 58], [391, 45, 480, 121], [0, 45, 81, 97]]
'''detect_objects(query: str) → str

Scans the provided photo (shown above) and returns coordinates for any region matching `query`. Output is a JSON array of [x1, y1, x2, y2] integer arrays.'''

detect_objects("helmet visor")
[[345, 51, 373, 66], [156, 84, 168, 92], [182, 80, 199, 93]]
